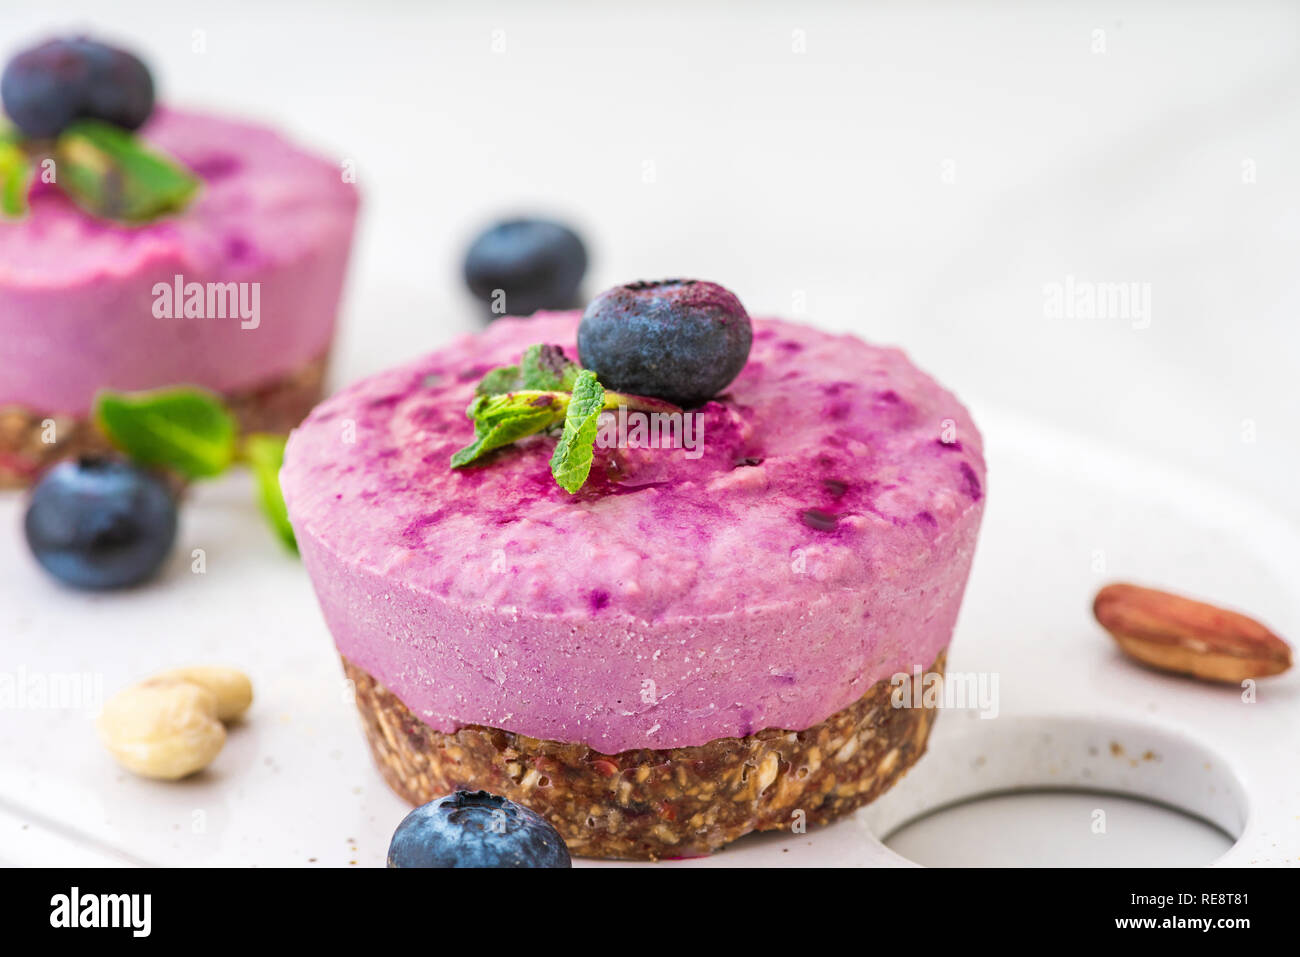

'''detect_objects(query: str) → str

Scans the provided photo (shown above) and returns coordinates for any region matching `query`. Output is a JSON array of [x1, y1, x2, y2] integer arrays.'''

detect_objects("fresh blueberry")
[[1, 37, 154, 139], [1, 39, 93, 138], [387, 790, 571, 868], [463, 218, 588, 318], [24, 457, 177, 590], [577, 279, 753, 406], [72, 38, 154, 131]]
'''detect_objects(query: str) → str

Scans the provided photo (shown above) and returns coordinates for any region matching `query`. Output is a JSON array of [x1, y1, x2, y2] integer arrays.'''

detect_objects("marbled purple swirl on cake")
[[282, 312, 986, 753]]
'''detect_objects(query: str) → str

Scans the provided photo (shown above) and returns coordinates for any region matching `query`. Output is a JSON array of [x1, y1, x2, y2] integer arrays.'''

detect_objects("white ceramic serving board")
[[1, 0, 1299, 867], [1, 398, 1296, 868]]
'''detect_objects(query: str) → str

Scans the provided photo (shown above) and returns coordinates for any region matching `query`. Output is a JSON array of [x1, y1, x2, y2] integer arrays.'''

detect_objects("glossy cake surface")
[[284, 312, 985, 753]]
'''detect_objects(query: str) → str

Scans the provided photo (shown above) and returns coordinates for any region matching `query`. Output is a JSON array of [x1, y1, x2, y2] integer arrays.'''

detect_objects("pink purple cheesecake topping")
[[0, 107, 358, 413], [283, 312, 986, 752]]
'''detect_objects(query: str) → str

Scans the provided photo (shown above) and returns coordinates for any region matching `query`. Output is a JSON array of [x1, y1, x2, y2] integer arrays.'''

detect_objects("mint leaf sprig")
[[93, 386, 297, 552], [450, 390, 569, 469], [95, 387, 237, 478], [0, 119, 198, 223], [57, 120, 199, 223], [474, 342, 584, 395], [244, 433, 297, 552], [0, 128, 33, 217], [550, 370, 605, 493], [451, 344, 680, 493]]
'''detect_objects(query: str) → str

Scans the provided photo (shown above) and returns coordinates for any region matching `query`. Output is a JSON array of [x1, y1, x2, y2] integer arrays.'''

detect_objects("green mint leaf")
[[550, 370, 605, 493], [474, 364, 523, 396], [56, 120, 199, 223], [458, 348, 603, 483], [94, 386, 238, 478], [0, 130, 31, 218], [244, 433, 297, 553], [451, 391, 568, 468], [475, 344, 584, 396], [520, 344, 582, 391]]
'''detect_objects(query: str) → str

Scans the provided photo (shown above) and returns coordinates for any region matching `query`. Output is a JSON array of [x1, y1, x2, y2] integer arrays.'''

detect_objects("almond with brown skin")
[[1094, 583, 1292, 684]]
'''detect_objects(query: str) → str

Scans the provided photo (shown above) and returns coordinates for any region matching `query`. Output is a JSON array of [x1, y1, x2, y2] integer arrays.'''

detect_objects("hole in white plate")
[[595, 714, 1250, 868], [881, 789, 1234, 867], [859, 713, 1248, 867]]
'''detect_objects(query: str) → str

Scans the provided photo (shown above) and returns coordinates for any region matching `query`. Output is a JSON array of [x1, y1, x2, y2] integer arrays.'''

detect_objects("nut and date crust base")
[[345, 651, 945, 860], [0, 354, 329, 488]]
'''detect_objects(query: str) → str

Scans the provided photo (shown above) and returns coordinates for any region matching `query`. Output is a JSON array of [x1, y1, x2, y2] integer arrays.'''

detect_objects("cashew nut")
[[97, 679, 226, 780], [148, 666, 253, 722]]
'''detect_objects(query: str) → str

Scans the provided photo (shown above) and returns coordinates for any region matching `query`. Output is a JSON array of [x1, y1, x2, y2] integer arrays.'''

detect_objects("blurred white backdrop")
[[5, 0, 1298, 516]]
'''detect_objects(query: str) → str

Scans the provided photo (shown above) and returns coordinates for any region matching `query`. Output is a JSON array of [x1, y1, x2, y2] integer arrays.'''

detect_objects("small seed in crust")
[[1094, 583, 1292, 684]]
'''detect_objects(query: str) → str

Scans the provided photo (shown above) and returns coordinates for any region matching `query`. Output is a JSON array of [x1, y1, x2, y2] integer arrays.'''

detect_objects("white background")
[[1, 1, 1297, 867]]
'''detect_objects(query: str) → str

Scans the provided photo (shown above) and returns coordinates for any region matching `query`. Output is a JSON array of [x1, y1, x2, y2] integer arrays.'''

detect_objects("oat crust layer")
[[345, 651, 944, 860]]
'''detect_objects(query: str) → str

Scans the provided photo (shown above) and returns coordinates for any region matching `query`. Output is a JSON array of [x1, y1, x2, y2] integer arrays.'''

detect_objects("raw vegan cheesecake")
[[282, 283, 986, 859], [0, 38, 358, 486]]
